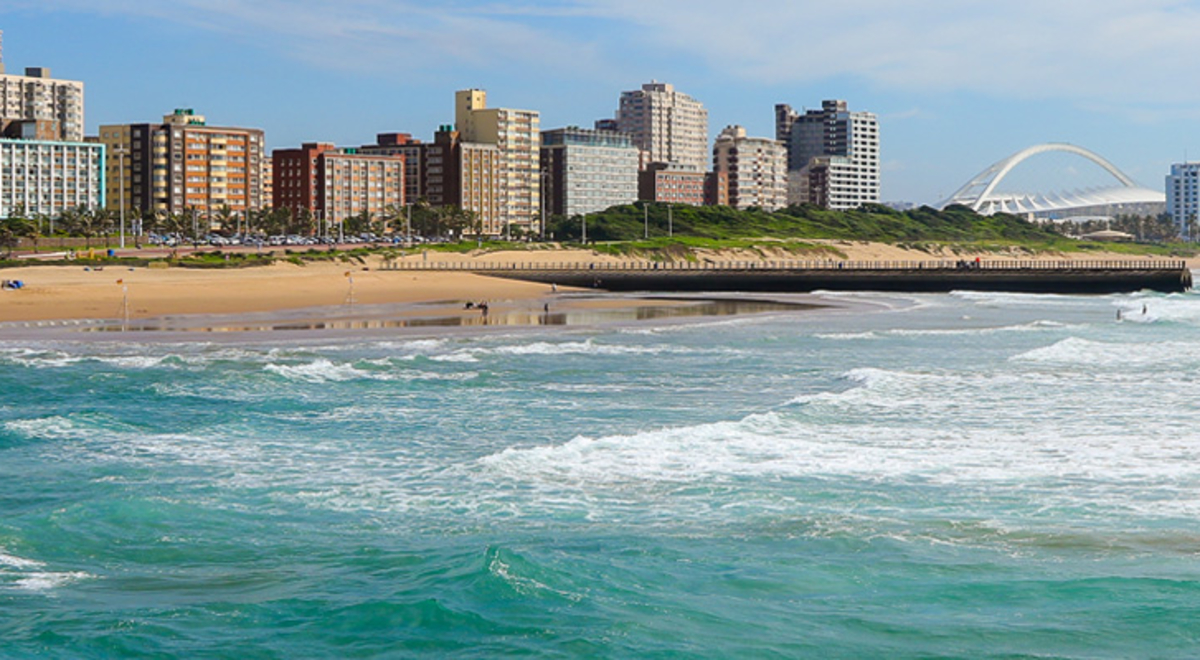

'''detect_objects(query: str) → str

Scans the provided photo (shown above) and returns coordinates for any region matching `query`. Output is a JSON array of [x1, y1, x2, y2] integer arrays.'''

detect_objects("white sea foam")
[[814, 331, 881, 340], [0, 550, 92, 593], [5, 416, 89, 441], [817, 320, 1069, 341], [1013, 337, 1200, 368], [489, 339, 697, 357], [264, 358, 383, 383], [425, 338, 709, 362], [428, 352, 481, 363], [0, 551, 44, 569], [951, 290, 1106, 309]]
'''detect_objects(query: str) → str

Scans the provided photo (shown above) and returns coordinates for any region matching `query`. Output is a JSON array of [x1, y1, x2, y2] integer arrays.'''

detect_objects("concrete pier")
[[388, 260, 1193, 294]]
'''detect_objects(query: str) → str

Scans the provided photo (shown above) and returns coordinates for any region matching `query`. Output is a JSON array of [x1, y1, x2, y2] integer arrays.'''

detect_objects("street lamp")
[[644, 202, 649, 240], [582, 212, 587, 244]]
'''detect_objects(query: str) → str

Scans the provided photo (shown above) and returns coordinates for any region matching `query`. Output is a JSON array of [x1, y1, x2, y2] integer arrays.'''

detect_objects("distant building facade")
[[1166, 162, 1200, 238], [0, 48, 85, 143], [612, 82, 709, 173], [273, 142, 405, 225], [712, 125, 787, 211], [99, 109, 265, 221], [358, 133, 425, 205], [540, 127, 639, 217], [455, 89, 540, 235], [705, 170, 729, 207], [0, 138, 104, 218], [422, 126, 502, 235], [778, 99, 879, 210], [638, 162, 706, 206]]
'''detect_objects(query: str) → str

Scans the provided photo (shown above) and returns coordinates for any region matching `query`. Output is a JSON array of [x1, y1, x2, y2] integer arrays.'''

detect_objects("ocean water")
[[2, 289, 1200, 658]]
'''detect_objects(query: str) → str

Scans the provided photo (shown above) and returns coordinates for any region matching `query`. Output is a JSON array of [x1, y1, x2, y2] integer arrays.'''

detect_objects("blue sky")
[[3, 0, 1198, 204]]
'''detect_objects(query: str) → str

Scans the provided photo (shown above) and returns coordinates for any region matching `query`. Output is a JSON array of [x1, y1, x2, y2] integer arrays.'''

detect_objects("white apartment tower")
[[614, 82, 709, 172], [1166, 162, 1200, 239], [712, 126, 788, 211], [779, 100, 879, 210], [455, 89, 540, 236]]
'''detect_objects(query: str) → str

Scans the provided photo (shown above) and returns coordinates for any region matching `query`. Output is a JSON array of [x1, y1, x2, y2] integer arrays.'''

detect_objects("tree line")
[[0, 201, 483, 256]]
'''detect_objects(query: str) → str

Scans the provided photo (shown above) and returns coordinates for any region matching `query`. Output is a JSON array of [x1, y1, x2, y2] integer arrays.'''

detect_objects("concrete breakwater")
[[389, 260, 1193, 294]]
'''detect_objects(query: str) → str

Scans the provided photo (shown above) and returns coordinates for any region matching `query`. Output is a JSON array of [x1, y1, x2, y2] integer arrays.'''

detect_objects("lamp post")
[[582, 212, 587, 244], [668, 203, 673, 238], [644, 202, 649, 240]]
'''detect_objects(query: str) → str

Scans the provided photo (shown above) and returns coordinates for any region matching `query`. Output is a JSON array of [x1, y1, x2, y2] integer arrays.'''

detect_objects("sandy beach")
[[0, 242, 1188, 326]]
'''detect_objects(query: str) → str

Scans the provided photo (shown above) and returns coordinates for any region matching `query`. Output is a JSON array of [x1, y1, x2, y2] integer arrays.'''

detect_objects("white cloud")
[[578, 0, 1200, 104], [15, 0, 1200, 107]]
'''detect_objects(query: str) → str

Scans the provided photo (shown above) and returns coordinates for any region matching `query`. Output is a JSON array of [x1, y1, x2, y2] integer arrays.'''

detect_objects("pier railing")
[[384, 259, 1187, 272]]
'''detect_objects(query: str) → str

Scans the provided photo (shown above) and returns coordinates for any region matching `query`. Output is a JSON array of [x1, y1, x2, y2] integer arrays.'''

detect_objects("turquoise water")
[[3, 290, 1200, 658]]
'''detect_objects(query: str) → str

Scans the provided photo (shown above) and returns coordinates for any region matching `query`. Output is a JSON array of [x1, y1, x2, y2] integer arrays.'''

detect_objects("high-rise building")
[[358, 133, 425, 205], [261, 157, 273, 209], [540, 127, 639, 218], [455, 89, 540, 236], [0, 138, 104, 218], [775, 104, 799, 167], [1166, 162, 1200, 238], [0, 33, 85, 143], [273, 142, 406, 226], [779, 99, 879, 210], [423, 126, 501, 235], [712, 125, 787, 211], [99, 109, 266, 222], [612, 82, 708, 172]]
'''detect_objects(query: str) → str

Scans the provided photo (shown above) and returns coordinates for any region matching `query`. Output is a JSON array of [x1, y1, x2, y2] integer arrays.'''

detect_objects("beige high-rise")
[[0, 67, 84, 142], [712, 125, 787, 211], [455, 89, 540, 237], [614, 82, 708, 172]]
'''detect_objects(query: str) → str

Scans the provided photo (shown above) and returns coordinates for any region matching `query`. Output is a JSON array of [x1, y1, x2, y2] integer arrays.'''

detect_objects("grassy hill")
[[549, 203, 1063, 243], [543, 203, 1194, 258]]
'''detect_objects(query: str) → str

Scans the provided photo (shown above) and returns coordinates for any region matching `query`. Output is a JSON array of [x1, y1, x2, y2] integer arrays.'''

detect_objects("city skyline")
[[2, 1, 1199, 205]]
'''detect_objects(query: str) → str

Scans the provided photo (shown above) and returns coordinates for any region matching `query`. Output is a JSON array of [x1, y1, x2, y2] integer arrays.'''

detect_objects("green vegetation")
[[2, 202, 1195, 269], [546, 203, 1197, 258]]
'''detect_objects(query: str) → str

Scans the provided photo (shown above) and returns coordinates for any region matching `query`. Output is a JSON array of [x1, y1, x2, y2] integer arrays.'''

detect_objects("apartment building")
[[357, 133, 425, 205], [423, 126, 501, 235], [0, 138, 104, 218], [99, 109, 265, 221], [540, 127, 639, 217], [639, 162, 706, 206], [778, 99, 879, 210], [611, 82, 708, 173], [1166, 162, 1200, 238], [712, 125, 787, 211], [455, 89, 540, 236], [0, 33, 85, 143], [273, 142, 405, 225]]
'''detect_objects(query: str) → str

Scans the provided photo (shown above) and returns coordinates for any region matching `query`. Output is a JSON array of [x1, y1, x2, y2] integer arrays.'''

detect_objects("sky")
[[2, 0, 1198, 204]]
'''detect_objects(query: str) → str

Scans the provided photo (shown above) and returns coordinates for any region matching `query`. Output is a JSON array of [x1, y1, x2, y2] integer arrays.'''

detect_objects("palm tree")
[[72, 207, 101, 249], [0, 212, 35, 258], [214, 204, 235, 235]]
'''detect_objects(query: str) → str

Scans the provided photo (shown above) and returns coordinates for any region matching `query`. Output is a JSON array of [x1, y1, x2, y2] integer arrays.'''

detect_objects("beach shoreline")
[[0, 242, 1185, 337]]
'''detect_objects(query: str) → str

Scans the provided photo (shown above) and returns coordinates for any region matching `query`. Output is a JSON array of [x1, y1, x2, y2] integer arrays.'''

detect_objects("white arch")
[[941, 143, 1141, 212]]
